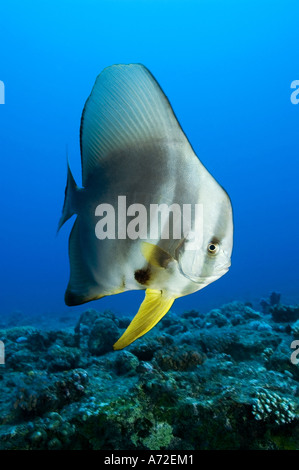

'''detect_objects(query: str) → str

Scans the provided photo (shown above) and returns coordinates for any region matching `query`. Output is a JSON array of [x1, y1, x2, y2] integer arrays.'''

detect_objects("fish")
[[58, 63, 233, 350]]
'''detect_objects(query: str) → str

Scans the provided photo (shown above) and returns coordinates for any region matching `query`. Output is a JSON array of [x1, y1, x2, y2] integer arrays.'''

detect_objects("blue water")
[[0, 0, 298, 320]]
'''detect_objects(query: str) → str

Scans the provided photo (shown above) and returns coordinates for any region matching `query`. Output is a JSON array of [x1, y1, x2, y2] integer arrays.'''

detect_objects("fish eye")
[[207, 242, 219, 255]]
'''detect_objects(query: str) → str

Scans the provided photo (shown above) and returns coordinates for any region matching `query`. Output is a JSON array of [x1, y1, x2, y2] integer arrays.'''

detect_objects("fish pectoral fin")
[[113, 289, 175, 350], [141, 242, 173, 268]]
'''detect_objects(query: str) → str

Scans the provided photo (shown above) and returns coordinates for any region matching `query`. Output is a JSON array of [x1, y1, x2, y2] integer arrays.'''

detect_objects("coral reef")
[[0, 298, 298, 450], [252, 389, 296, 425], [270, 304, 299, 323], [260, 292, 281, 314], [291, 320, 299, 338]]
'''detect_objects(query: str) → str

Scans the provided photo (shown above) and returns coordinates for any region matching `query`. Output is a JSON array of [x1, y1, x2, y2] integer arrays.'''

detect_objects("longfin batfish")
[[58, 64, 233, 350]]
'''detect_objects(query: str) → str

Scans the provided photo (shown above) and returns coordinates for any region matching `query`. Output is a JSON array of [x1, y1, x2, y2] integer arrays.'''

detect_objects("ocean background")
[[1, 0, 299, 322]]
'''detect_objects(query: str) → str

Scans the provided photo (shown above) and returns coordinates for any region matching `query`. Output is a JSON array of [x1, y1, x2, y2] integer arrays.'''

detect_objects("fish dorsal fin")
[[80, 64, 187, 185], [113, 289, 175, 350]]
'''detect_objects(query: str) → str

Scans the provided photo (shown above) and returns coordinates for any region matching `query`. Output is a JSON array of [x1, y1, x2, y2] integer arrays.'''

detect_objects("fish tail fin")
[[58, 160, 79, 232], [113, 289, 175, 350]]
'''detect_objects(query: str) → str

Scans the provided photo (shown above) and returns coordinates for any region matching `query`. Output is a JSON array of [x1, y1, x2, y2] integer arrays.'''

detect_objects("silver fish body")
[[59, 64, 233, 349]]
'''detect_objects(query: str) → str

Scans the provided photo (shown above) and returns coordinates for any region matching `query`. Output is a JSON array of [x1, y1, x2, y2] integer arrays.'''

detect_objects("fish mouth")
[[214, 262, 231, 274], [182, 264, 230, 285]]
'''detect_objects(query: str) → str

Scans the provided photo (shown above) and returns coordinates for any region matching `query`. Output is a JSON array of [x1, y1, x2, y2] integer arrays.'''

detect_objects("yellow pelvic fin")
[[141, 242, 173, 268], [113, 289, 175, 350]]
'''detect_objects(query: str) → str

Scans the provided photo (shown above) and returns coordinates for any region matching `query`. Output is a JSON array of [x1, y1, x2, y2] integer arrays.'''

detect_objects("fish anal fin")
[[65, 290, 106, 306], [141, 242, 173, 268], [113, 289, 175, 350]]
